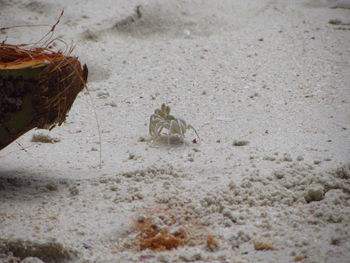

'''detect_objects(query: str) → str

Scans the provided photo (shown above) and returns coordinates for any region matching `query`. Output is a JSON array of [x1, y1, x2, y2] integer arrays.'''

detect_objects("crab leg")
[[188, 124, 200, 142]]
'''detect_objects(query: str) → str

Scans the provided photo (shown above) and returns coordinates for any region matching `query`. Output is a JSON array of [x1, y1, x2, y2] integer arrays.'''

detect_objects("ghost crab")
[[149, 103, 200, 144]]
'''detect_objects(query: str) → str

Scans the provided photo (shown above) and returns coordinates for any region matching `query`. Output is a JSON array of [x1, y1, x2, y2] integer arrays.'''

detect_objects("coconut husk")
[[0, 43, 88, 150]]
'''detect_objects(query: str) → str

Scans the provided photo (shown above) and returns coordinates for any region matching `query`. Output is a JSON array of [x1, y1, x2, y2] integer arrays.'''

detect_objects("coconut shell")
[[0, 43, 88, 150]]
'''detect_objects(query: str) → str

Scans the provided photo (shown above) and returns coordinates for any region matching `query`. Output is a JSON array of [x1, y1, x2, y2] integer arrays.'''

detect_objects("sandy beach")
[[0, 0, 350, 262]]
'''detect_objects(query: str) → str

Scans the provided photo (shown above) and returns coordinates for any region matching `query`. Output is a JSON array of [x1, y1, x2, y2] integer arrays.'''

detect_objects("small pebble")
[[233, 140, 249, 146], [330, 237, 341, 246], [31, 133, 60, 143], [296, 156, 304, 161], [304, 184, 324, 203], [274, 171, 285, 179], [45, 183, 58, 191]]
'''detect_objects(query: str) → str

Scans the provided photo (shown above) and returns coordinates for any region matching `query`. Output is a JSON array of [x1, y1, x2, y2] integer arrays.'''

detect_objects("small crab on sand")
[[149, 103, 200, 144]]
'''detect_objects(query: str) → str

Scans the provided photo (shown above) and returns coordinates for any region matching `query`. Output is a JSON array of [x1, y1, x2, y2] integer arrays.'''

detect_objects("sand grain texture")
[[0, 0, 349, 262]]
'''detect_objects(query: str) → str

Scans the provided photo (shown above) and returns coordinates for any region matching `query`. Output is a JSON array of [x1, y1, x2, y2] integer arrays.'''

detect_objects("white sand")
[[0, 0, 350, 262]]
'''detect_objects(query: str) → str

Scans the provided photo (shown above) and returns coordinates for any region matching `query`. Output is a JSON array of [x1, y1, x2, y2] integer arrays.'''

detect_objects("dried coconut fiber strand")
[[0, 42, 88, 150]]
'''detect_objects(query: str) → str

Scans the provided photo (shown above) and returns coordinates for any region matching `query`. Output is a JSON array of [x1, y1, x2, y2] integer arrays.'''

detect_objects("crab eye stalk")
[[165, 105, 171, 115], [161, 103, 166, 112]]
